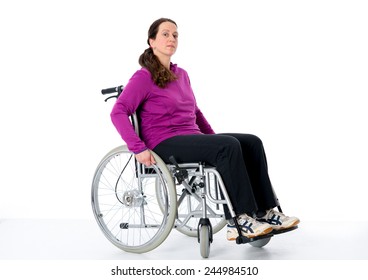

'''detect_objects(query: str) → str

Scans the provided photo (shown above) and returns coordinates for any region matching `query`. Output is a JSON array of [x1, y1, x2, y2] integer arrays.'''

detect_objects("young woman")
[[111, 18, 299, 241]]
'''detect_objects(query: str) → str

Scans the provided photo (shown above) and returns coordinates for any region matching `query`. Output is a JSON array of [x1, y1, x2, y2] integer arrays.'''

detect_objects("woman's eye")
[[162, 32, 178, 39]]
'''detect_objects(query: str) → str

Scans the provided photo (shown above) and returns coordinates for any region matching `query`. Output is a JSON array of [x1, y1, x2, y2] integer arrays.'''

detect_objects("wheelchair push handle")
[[101, 85, 124, 94], [101, 85, 124, 102]]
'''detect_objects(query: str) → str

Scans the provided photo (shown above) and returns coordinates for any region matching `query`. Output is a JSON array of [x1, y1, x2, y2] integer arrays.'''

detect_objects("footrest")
[[272, 225, 298, 235], [235, 233, 274, 245]]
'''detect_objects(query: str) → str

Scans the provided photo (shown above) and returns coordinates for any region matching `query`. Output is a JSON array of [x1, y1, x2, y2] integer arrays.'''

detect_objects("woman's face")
[[149, 21, 178, 59]]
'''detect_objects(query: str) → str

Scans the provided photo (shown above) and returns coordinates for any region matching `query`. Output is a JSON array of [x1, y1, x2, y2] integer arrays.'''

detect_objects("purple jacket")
[[111, 64, 215, 153]]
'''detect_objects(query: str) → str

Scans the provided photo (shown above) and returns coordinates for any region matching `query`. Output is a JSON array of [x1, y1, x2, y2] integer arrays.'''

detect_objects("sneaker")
[[257, 209, 300, 231], [227, 214, 273, 241]]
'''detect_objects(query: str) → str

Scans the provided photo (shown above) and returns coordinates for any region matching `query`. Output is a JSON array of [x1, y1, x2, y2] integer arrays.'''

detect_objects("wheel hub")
[[122, 189, 144, 207]]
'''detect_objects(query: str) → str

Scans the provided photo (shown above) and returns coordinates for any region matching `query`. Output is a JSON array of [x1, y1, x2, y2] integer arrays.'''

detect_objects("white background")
[[1, 0, 367, 223]]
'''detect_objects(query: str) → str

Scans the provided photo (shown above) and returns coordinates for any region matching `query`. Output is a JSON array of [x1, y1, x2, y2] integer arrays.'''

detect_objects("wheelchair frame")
[[91, 86, 284, 258]]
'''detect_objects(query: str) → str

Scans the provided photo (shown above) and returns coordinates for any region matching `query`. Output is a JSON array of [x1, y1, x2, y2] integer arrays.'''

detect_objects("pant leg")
[[153, 134, 258, 219], [220, 133, 279, 211]]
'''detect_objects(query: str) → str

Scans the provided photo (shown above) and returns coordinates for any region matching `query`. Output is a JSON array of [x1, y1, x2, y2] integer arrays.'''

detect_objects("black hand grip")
[[101, 87, 117, 94], [101, 85, 124, 95]]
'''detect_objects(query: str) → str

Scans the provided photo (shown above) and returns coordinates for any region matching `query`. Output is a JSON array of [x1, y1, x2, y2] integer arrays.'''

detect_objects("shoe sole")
[[227, 227, 273, 241]]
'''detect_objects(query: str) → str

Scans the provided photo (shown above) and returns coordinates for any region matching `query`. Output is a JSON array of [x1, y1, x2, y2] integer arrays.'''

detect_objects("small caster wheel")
[[199, 224, 211, 258]]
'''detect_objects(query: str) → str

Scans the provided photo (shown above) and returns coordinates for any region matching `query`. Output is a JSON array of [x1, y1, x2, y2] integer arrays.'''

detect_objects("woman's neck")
[[155, 53, 171, 70]]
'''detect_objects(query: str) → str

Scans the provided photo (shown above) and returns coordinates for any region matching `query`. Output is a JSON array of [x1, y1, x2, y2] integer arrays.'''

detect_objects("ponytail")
[[139, 47, 177, 88]]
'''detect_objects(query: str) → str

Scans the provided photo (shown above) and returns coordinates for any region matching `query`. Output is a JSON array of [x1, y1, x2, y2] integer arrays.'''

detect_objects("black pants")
[[153, 133, 279, 219]]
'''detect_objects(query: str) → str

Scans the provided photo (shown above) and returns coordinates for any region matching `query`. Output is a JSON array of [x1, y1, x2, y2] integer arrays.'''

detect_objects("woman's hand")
[[135, 149, 156, 167]]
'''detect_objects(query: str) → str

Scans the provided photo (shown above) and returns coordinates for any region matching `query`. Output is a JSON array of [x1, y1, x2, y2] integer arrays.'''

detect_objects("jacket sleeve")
[[110, 69, 151, 153], [195, 106, 215, 134]]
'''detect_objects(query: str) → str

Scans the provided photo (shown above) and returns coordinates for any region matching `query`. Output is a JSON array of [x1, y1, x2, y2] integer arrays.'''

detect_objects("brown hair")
[[138, 18, 177, 88]]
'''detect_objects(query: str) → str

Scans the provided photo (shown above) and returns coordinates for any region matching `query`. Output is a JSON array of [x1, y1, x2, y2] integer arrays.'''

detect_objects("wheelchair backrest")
[[131, 112, 140, 137]]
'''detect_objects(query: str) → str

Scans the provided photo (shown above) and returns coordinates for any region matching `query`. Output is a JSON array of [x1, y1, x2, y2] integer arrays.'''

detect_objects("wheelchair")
[[91, 85, 295, 258]]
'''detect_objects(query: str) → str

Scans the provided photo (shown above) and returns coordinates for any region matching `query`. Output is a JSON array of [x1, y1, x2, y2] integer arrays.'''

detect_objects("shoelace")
[[265, 209, 286, 220], [262, 209, 287, 227], [239, 215, 263, 227]]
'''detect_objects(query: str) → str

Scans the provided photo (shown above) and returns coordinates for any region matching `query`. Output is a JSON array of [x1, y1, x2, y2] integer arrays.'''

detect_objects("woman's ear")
[[149, 38, 155, 49]]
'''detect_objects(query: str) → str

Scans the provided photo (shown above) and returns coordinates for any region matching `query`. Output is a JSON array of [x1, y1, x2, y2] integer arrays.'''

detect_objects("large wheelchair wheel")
[[91, 145, 177, 253]]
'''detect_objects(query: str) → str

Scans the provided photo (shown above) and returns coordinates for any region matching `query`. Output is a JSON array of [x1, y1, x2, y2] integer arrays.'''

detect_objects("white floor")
[[1, 219, 368, 260]]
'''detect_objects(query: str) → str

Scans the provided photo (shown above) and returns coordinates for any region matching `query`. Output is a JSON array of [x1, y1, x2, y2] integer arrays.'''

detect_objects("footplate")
[[235, 233, 274, 245]]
